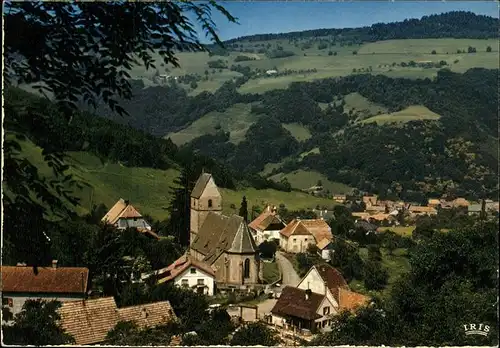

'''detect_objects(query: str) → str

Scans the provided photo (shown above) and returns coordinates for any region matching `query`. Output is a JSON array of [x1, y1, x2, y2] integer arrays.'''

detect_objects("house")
[[427, 198, 441, 208], [332, 195, 347, 204], [189, 173, 260, 288], [279, 219, 332, 254], [362, 195, 378, 207], [248, 206, 286, 245], [368, 213, 395, 223], [101, 199, 159, 239], [1, 262, 89, 323], [408, 206, 438, 217], [312, 209, 335, 221], [270, 264, 369, 332], [468, 201, 499, 216], [266, 69, 278, 75], [58, 297, 177, 345], [316, 238, 334, 261], [452, 198, 470, 208], [351, 212, 371, 220], [365, 205, 387, 214], [144, 254, 216, 296]]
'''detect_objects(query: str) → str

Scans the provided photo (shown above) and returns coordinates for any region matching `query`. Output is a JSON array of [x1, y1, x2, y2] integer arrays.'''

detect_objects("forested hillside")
[[225, 11, 498, 43]]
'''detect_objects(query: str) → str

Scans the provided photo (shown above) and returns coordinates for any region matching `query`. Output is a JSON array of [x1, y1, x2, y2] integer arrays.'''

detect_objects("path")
[[275, 252, 301, 287]]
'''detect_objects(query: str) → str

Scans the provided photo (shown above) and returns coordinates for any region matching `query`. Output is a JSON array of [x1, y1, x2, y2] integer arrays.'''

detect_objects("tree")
[[363, 258, 389, 290], [196, 308, 235, 345], [190, 81, 198, 89], [2, 299, 75, 346], [352, 50, 358, 55], [3, 1, 235, 268], [486, 45, 492, 52], [239, 196, 249, 222], [259, 240, 278, 259], [431, 50, 437, 54], [467, 46, 477, 53], [106, 320, 178, 346], [230, 322, 281, 346]]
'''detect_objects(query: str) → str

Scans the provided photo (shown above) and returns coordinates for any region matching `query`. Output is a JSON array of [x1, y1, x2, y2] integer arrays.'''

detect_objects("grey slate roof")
[[227, 219, 258, 254], [191, 173, 212, 199], [191, 213, 258, 265]]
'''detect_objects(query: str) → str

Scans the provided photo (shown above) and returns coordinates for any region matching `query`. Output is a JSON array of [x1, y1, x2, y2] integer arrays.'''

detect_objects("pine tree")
[[239, 196, 248, 222], [167, 167, 194, 246]]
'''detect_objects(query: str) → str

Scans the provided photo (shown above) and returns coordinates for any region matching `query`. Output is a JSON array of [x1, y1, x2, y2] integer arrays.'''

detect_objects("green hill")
[[15, 136, 336, 221]]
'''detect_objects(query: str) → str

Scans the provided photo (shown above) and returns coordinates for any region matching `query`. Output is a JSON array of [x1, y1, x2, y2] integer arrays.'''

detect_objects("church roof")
[[191, 173, 213, 199], [227, 220, 258, 254], [191, 213, 257, 264]]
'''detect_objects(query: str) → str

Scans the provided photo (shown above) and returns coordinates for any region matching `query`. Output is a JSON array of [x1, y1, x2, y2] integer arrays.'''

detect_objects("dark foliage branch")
[[4, 1, 236, 116]]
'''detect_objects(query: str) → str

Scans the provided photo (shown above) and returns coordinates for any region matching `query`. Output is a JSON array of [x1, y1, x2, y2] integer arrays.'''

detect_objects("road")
[[275, 252, 301, 287]]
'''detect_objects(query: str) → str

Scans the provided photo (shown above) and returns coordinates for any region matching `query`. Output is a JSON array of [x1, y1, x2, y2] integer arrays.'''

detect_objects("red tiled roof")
[[1, 265, 88, 294], [280, 219, 312, 238], [300, 219, 332, 243], [153, 254, 215, 284], [248, 206, 274, 231], [118, 204, 142, 219], [271, 286, 323, 321], [117, 301, 178, 329], [338, 288, 370, 312], [314, 264, 348, 299], [58, 297, 118, 345], [58, 297, 178, 345]]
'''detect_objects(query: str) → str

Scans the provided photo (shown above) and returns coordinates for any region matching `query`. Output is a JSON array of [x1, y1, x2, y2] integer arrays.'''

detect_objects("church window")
[[208, 199, 213, 208], [243, 258, 250, 278]]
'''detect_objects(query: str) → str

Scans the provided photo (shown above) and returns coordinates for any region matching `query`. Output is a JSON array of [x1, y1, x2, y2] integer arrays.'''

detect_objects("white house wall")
[[173, 267, 215, 296], [297, 268, 339, 308], [2, 293, 84, 324]]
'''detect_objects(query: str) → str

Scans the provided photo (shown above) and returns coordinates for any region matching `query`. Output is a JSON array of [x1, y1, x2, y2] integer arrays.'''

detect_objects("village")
[[2, 172, 498, 345]]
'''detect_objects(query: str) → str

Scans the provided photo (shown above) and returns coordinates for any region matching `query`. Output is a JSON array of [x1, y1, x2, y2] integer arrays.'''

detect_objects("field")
[[262, 261, 281, 284], [350, 247, 411, 298], [166, 103, 259, 145], [13, 136, 336, 221], [377, 226, 416, 237], [282, 123, 312, 141], [342, 92, 389, 118], [269, 169, 352, 194], [124, 38, 498, 96], [360, 105, 441, 125]]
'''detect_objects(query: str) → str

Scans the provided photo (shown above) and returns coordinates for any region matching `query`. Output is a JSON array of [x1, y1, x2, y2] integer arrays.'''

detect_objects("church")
[[188, 173, 261, 288]]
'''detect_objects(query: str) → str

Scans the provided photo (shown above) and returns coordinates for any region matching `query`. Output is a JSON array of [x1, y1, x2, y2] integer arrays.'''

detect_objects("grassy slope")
[[166, 103, 259, 145], [360, 105, 441, 125], [350, 247, 411, 298], [16, 137, 336, 221], [262, 261, 281, 284], [343, 92, 389, 117], [282, 123, 312, 141], [126, 39, 497, 96], [269, 169, 352, 194]]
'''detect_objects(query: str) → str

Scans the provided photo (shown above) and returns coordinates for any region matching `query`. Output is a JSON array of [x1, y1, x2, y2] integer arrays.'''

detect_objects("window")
[[208, 199, 213, 208], [197, 279, 204, 285], [190, 268, 196, 274], [293, 238, 297, 242], [2, 298, 13, 307], [323, 306, 330, 315], [243, 258, 251, 278], [181, 279, 189, 287], [304, 238, 308, 242]]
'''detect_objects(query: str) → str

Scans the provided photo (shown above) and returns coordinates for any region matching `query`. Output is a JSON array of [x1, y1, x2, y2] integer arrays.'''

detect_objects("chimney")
[[324, 281, 328, 295], [124, 199, 130, 206], [52, 260, 58, 269], [305, 289, 312, 300]]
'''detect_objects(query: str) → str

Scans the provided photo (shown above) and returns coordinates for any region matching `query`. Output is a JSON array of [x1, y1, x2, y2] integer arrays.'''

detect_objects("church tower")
[[189, 173, 222, 247]]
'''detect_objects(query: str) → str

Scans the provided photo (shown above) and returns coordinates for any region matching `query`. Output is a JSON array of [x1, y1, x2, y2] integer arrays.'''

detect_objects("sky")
[[198, 1, 499, 42]]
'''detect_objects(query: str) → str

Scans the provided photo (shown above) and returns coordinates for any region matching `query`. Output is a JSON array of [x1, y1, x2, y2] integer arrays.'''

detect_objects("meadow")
[[269, 169, 353, 194], [15, 137, 336, 221], [360, 105, 441, 125], [125, 38, 498, 95]]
